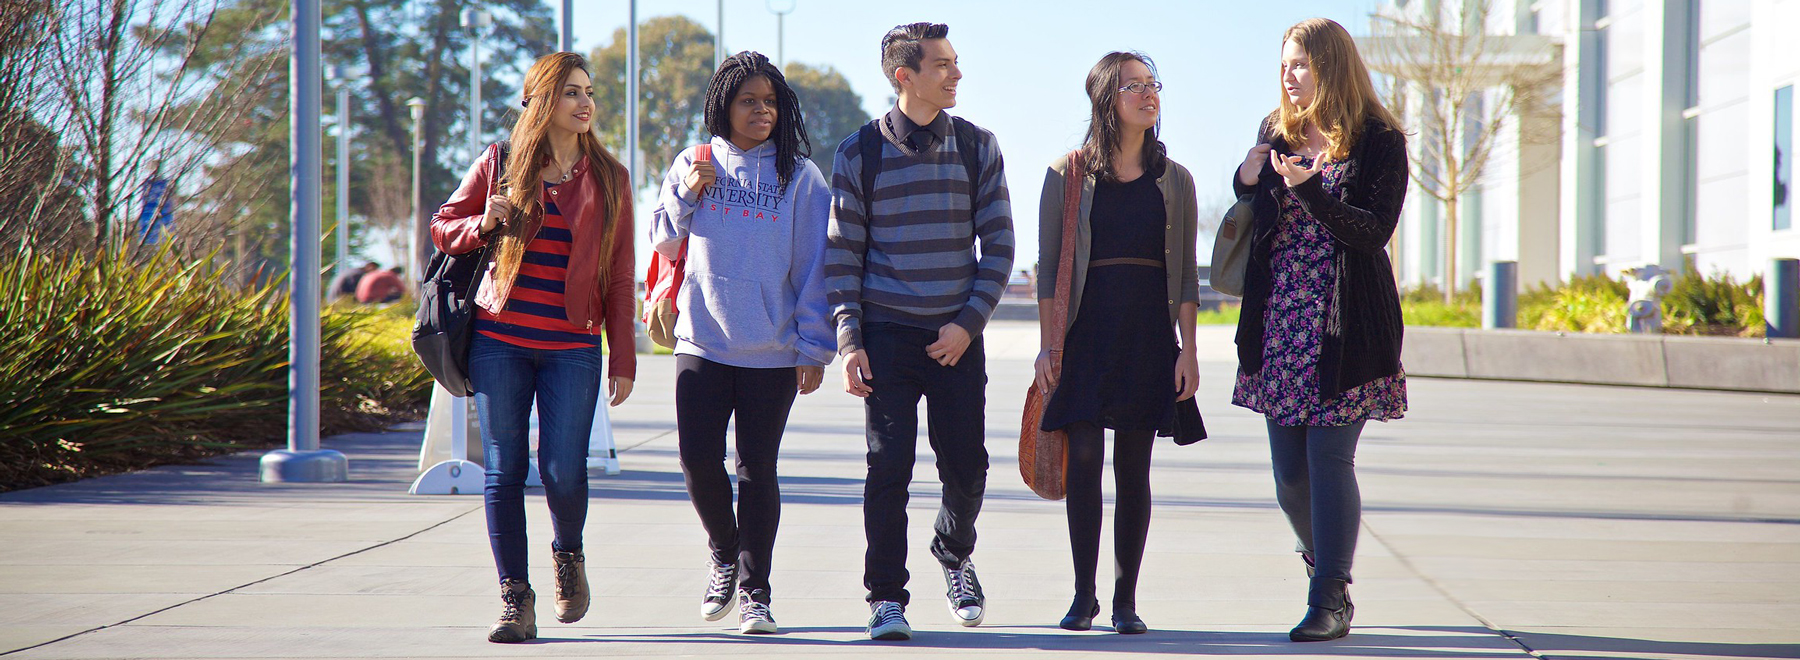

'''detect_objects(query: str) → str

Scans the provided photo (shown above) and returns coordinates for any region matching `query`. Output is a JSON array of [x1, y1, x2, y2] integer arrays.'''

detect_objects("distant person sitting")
[[331, 262, 378, 302], [356, 266, 406, 303]]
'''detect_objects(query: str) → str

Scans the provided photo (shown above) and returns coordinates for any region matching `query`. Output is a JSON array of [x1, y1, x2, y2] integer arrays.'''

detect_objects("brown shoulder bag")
[[1019, 151, 1084, 501]]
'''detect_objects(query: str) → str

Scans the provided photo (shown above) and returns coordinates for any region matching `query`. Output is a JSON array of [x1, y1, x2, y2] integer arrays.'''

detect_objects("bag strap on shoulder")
[[1049, 151, 1083, 352]]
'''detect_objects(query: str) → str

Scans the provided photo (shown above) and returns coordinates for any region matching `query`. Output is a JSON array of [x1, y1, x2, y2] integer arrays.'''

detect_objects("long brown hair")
[[1275, 18, 1402, 161], [1079, 51, 1166, 183], [489, 52, 627, 307]]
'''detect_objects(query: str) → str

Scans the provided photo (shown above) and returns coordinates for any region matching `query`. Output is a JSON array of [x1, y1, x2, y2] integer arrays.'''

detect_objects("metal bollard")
[[1483, 261, 1518, 329], [1769, 258, 1800, 339]]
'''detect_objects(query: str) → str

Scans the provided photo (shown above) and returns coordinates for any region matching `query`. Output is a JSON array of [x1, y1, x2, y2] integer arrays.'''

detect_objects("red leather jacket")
[[431, 144, 637, 381]]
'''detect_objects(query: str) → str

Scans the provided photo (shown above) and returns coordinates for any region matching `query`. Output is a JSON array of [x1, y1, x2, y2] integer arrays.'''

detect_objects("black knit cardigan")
[[1232, 115, 1408, 402]]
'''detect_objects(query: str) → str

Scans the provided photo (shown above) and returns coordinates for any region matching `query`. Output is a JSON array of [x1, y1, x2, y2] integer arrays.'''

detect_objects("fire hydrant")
[[1622, 264, 1673, 334]]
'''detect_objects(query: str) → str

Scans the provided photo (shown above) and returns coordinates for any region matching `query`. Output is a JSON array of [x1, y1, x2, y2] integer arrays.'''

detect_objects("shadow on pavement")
[[552, 625, 1532, 656]]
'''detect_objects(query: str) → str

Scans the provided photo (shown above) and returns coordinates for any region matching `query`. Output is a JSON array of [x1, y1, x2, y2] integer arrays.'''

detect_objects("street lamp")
[[766, 0, 795, 69], [261, 0, 347, 483], [408, 97, 426, 285], [460, 8, 492, 160], [329, 65, 353, 284]]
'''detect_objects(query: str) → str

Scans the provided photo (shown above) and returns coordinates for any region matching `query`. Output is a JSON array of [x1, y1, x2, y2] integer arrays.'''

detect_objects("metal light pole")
[[461, 8, 492, 159], [408, 97, 426, 282], [331, 66, 351, 283], [766, 0, 795, 69], [627, 0, 638, 181], [715, 0, 725, 69], [558, 0, 573, 52], [262, 0, 347, 483]]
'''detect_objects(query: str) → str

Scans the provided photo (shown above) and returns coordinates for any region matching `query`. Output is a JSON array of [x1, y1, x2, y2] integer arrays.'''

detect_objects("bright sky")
[[566, 0, 1381, 271]]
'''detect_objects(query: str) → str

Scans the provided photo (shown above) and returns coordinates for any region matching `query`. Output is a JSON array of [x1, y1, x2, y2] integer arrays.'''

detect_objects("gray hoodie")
[[650, 137, 835, 368]]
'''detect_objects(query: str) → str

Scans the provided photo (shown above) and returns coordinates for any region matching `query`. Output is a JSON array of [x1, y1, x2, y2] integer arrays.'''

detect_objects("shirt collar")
[[885, 104, 950, 144]]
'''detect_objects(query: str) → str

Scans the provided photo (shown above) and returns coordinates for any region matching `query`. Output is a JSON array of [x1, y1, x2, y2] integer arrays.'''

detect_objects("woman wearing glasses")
[[1035, 51, 1202, 635]]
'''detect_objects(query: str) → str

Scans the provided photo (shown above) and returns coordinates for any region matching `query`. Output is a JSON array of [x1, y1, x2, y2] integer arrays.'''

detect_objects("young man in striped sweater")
[[825, 22, 1015, 642]]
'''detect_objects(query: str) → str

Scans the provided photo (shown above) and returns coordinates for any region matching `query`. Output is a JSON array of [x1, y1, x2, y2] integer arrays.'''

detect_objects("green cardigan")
[[1036, 152, 1202, 335]]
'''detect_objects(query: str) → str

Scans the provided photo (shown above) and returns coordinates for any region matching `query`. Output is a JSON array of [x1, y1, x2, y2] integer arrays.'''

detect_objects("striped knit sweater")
[[825, 113, 1015, 354]]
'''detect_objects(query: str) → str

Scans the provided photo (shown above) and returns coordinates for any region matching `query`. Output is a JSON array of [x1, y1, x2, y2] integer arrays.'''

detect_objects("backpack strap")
[[949, 116, 984, 220], [857, 122, 883, 225]]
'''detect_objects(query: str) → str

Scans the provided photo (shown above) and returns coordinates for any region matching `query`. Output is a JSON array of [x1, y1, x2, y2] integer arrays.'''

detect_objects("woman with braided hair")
[[649, 50, 835, 635]]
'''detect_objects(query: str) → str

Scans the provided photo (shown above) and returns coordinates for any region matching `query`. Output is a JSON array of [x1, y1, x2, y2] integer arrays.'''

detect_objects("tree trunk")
[[1443, 194, 1459, 304]]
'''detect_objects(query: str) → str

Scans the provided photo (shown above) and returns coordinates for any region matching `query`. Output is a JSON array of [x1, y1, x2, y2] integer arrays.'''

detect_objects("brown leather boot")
[[552, 550, 590, 623], [487, 579, 537, 643]]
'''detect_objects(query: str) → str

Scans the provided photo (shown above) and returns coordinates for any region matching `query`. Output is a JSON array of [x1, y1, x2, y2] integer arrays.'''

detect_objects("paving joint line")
[[1363, 522, 1547, 659], [618, 427, 676, 453], [0, 504, 484, 657]]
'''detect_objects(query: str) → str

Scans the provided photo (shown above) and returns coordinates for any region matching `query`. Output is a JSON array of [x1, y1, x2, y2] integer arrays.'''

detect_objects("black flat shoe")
[[1110, 609, 1147, 635], [1059, 596, 1099, 631]]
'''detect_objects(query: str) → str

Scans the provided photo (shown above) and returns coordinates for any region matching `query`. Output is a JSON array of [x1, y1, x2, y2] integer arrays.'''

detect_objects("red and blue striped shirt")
[[476, 183, 602, 350]]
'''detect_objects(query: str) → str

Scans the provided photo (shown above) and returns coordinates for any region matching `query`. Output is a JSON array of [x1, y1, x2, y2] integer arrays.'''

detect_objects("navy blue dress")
[[1041, 167, 1177, 433]]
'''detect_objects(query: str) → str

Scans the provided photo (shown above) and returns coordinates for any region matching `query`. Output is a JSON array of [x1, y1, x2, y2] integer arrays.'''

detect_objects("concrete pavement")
[[3, 322, 1798, 659]]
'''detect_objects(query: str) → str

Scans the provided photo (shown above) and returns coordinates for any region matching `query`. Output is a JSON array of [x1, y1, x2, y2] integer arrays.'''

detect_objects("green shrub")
[[1662, 266, 1764, 337], [1531, 286, 1628, 333], [1195, 304, 1241, 326], [0, 246, 431, 491], [1402, 299, 1479, 327]]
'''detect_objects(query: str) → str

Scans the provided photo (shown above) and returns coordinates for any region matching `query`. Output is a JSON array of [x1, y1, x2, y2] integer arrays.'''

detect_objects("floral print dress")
[[1231, 157, 1407, 426]]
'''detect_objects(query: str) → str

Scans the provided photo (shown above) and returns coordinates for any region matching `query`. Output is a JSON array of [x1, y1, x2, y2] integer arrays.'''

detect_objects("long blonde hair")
[[1275, 18, 1402, 161], [489, 52, 627, 307]]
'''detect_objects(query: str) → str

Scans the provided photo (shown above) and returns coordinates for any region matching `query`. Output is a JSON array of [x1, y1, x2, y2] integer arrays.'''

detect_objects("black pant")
[[861, 322, 989, 606], [1266, 419, 1366, 584], [676, 355, 798, 596], [1064, 422, 1154, 610]]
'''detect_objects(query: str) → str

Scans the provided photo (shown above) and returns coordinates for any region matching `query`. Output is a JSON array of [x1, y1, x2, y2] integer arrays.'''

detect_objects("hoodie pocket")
[[679, 272, 781, 352]]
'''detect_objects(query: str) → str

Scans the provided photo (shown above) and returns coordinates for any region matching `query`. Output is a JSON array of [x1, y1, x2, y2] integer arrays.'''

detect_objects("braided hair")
[[702, 51, 812, 192]]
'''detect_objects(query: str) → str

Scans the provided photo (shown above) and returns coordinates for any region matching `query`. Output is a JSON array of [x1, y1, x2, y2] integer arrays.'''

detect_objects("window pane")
[[1777, 85, 1793, 231]]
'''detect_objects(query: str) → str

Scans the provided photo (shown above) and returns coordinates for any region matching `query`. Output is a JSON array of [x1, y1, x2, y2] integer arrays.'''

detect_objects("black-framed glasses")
[[1118, 81, 1163, 95]]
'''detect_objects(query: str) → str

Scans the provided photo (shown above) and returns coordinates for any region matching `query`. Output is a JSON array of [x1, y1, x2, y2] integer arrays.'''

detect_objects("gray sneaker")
[[866, 600, 911, 640], [700, 560, 737, 621], [942, 558, 985, 627], [738, 589, 778, 634]]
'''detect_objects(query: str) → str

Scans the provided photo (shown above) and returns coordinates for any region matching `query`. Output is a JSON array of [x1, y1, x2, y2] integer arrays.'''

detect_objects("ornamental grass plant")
[[0, 246, 431, 491]]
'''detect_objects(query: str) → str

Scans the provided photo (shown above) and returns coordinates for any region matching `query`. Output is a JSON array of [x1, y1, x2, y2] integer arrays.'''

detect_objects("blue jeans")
[[1266, 419, 1366, 584], [470, 334, 603, 584]]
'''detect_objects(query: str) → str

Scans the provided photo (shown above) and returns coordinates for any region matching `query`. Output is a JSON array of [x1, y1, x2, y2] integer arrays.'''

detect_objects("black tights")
[[1064, 422, 1154, 610]]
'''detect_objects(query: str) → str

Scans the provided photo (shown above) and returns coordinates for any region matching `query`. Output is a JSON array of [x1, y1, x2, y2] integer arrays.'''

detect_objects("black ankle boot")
[[1289, 578, 1352, 642], [1059, 594, 1099, 631]]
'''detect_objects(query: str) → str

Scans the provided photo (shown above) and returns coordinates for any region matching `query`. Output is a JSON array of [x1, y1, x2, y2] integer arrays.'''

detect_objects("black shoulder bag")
[[412, 141, 509, 397]]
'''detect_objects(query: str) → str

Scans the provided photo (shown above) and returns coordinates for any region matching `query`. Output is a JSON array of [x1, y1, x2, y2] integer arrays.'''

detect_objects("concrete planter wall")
[[1403, 327, 1800, 394]]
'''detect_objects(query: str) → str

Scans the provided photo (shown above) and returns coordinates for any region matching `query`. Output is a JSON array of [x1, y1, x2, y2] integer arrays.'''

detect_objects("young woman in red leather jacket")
[[430, 51, 635, 644]]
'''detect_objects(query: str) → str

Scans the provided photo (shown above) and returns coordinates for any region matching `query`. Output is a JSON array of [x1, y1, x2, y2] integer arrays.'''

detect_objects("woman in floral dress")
[[1230, 18, 1409, 643]]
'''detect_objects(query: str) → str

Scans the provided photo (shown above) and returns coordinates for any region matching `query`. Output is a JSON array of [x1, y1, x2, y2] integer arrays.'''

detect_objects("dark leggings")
[[1266, 419, 1366, 584], [1064, 422, 1155, 610], [675, 355, 799, 595]]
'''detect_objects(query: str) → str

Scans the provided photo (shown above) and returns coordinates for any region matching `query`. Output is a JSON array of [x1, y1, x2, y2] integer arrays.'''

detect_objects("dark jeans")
[[1266, 419, 1366, 584], [861, 322, 989, 606], [1064, 422, 1154, 610], [470, 334, 602, 584], [675, 355, 799, 596]]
